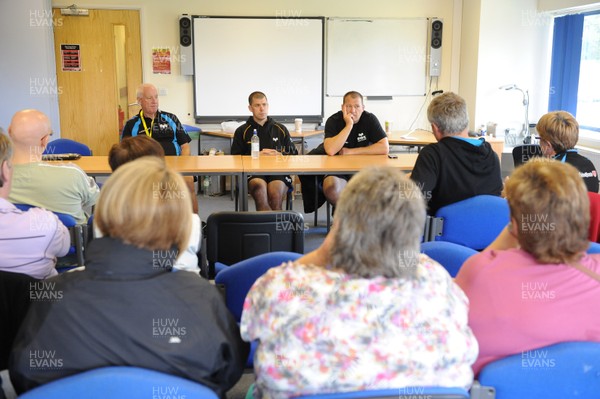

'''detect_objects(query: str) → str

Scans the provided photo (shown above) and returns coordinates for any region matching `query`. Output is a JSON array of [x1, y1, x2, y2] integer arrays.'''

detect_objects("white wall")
[[51, 0, 460, 132], [474, 0, 553, 137], [0, 0, 60, 131], [538, 0, 600, 13], [4, 0, 585, 137]]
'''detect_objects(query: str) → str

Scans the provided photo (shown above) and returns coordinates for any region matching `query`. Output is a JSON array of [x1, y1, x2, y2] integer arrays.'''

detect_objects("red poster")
[[61, 44, 81, 72], [152, 48, 171, 74]]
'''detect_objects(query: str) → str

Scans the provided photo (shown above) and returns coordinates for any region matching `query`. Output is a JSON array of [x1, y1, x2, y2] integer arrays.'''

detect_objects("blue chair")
[[215, 251, 302, 368], [477, 341, 600, 399], [18, 366, 219, 399], [43, 138, 92, 156], [294, 387, 470, 399], [13, 203, 86, 267], [588, 241, 600, 254], [420, 241, 477, 277], [428, 195, 510, 250], [215, 251, 302, 322]]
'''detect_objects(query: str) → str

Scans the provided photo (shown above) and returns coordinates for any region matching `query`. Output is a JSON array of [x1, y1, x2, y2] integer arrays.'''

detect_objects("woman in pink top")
[[455, 158, 600, 376]]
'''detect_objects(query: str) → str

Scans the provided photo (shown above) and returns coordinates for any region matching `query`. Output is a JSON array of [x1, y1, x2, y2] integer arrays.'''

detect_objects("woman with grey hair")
[[241, 166, 478, 399]]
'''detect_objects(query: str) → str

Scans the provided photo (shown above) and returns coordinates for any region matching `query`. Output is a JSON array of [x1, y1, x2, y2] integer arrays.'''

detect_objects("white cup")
[[294, 118, 303, 133]]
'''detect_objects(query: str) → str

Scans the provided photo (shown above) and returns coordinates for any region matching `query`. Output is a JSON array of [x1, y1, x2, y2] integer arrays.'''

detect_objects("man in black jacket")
[[410, 92, 502, 215], [231, 91, 297, 210]]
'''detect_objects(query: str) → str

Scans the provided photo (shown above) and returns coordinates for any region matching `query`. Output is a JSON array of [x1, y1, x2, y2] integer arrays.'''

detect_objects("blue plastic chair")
[[18, 366, 219, 399], [43, 138, 92, 156], [215, 251, 302, 322], [13, 203, 86, 267], [428, 195, 510, 250], [477, 341, 600, 398], [420, 241, 477, 277], [588, 241, 600, 254], [215, 251, 302, 368], [294, 387, 470, 399]]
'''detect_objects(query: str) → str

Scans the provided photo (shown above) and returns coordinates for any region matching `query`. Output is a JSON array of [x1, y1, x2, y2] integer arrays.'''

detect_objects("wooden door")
[[53, 9, 142, 155]]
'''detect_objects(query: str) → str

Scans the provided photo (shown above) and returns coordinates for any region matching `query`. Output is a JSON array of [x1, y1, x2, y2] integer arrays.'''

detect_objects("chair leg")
[[314, 177, 319, 227], [326, 201, 331, 233], [73, 225, 85, 266]]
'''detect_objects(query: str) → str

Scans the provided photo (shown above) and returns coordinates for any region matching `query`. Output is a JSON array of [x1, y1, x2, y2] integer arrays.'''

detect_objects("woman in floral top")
[[241, 166, 478, 399]]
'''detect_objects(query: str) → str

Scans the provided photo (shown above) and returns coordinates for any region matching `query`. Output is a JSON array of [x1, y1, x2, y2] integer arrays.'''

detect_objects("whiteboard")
[[326, 18, 428, 97], [193, 16, 324, 123]]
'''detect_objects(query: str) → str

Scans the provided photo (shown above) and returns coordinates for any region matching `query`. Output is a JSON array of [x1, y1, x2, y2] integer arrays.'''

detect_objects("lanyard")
[[140, 111, 155, 137], [554, 149, 578, 163]]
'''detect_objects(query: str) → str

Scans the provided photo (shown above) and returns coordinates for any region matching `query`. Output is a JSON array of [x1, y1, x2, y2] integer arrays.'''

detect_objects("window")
[[577, 13, 600, 130], [549, 11, 600, 131]]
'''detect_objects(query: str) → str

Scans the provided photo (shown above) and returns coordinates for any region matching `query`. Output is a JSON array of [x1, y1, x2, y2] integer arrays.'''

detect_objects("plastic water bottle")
[[251, 129, 260, 159], [203, 176, 210, 197]]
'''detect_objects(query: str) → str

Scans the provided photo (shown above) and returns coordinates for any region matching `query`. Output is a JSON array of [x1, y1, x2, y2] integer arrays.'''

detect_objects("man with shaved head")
[[8, 109, 100, 224], [121, 83, 191, 156], [0, 130, 69, 278]]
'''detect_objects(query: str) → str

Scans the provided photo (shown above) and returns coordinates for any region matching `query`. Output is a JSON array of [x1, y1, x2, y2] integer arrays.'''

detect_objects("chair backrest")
[[588, 241, 600, 254], [477, 341, 600, 399], [43, 138, 92, 156], [588, 192, 600, 243], [0, 270, 38, 371], [431, 195, 510, 250], [512, 144, 543, 168], [206, 211, 304, 278], [294, 387, 470, 399], [13, 203, 86, 266], [215, 251, 302, 322], [420, 241, 477, 277], [18, 366, 219, 399]]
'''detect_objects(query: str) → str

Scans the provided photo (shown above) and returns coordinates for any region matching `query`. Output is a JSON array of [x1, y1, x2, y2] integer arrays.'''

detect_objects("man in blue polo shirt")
[[121, 83, 191, 156], [410, 92, 502, 215]]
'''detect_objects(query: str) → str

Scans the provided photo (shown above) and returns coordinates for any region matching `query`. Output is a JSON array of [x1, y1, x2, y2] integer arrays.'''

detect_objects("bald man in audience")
[[0, 130, 69, 279], [8, 110, 100, 224]]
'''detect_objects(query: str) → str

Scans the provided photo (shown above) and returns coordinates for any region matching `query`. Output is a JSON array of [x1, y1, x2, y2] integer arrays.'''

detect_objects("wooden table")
[[48, 155, 245, 210], [388, 129, 505, 158], [239, 154, 419, 211], [48, 155, 244, 176], [201, 130, 324, 155], [49, 154, 419, 213]]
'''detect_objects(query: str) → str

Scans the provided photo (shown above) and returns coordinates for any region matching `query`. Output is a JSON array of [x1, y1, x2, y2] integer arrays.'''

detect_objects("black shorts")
[[323, 174, 352, 182], [248, 175, 293, 189]]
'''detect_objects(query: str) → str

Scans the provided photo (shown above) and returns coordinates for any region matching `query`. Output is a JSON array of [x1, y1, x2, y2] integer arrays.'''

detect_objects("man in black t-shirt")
[[231, 91, 297, 210], [322, 91, 389, 205]]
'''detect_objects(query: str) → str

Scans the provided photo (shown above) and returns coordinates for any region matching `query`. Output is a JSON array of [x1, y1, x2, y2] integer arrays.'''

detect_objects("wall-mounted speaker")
[[179, 14, 193, 76], [429, 18, 443, 77]]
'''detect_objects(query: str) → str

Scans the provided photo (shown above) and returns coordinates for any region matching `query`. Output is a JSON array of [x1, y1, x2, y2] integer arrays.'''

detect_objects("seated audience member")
[[231, 91, 297, 211], [537, 110, 599, 192], [241, 166, 477, 398], [0, 131, 69, 279], [106, 136, 201, 273], [410, 92, 502, 214], [9, 157, 248, 396], [455, 159, 600, 376], [7, 109, 100, 223]]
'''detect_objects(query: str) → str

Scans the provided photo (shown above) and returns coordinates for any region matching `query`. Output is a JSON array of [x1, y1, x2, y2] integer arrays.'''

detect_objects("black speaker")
[[179, 15, 193, 75], [429, 18, 443, 77]]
